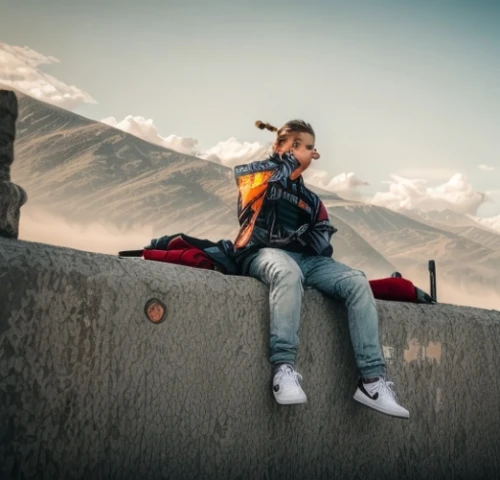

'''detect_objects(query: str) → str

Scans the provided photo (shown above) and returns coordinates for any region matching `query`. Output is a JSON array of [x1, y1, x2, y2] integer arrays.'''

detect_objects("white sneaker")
[[272, 364, 307, 405], [353, 377, 409, 418]]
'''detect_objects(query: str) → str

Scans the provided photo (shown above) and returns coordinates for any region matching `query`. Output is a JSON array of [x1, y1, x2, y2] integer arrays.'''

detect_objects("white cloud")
[[303, 169, 369, 193], [371, 173, 487, 215], [101, 115, 199, 155], [478, 164, 496, 171], [0, 42, 95, 110], [472, 214, 500, 234], [101, 115, 274, 167], [198, 138, 272, 168]]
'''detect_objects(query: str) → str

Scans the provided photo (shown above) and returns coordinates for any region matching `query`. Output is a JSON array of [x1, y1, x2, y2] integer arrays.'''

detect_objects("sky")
[[1, 0, 499, 228]]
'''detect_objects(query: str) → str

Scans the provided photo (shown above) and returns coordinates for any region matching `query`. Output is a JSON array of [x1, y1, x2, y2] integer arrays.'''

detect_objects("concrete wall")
[[1, 236, 500, 480]]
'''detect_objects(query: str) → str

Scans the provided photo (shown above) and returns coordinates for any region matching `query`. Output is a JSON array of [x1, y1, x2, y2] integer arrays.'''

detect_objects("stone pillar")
[[0, 90, 27, 239]]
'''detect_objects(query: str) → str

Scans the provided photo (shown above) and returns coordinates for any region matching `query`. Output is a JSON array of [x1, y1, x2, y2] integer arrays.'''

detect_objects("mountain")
[[8, 90, 500, 309], [13, 91, 239, 237], [329, 204, 500, 293], [406, 208, 481, 228], [405, 209, 500, 251]]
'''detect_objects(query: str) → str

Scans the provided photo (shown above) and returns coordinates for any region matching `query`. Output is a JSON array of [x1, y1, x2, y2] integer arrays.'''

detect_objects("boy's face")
[[278, 132, 320, 170]]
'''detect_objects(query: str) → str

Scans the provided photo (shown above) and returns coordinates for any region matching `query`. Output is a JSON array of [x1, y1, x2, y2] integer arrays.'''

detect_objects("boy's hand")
[[280, 136, 300, 155]]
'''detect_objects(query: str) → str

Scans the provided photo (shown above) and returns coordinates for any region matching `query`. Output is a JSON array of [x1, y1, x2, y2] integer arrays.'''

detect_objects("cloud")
[[395, 168, 459, 181], [302, 169, 369, 193], [478, 164, 496, 171], [472, 214, 500, 234], [371, 173, 487, 215], [101, 115, 273, 166], [198, 138, 272, 168], [0, 42, 96, 110], [101, 116, 199, 155]]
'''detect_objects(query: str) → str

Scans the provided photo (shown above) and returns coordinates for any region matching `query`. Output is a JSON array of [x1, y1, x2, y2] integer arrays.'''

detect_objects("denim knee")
[[335, 271, 372, 299], [267, 260, 304, 288]]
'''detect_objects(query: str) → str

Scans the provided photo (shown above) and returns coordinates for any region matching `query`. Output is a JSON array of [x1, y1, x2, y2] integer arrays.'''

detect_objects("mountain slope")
[[405, 209, 500, 251], [12, 92, 239, 236], [330, 204, 500, 290]]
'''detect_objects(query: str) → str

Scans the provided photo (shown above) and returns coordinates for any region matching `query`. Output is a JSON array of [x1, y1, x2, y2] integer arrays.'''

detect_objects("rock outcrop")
[[0, 90, 27, 238]]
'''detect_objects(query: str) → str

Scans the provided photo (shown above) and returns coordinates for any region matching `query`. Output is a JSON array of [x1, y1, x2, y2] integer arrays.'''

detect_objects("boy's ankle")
[[272, 362, 294, 375], [362, 377, 380, 384]]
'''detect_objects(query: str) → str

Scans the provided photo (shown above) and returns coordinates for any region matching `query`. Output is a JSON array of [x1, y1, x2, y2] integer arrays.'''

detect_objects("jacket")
[[232, 152, 337, 271]]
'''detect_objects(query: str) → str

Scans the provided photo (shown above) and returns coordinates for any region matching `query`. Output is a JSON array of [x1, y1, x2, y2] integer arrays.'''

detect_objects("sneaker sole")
[[274, 394, 308, 405], [353, 389, 409, 419]]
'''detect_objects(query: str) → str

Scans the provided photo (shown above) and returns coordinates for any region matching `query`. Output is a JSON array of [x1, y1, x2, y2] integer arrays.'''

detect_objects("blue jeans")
[[245, 248, 386, 378]]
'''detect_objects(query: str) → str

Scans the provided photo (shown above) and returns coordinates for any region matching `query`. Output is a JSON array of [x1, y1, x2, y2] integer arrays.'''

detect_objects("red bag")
[[142, 248, 213, 270], [369, 277, 417, 302]]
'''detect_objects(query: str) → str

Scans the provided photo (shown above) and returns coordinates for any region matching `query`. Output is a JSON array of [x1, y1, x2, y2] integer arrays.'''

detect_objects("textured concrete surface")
[[0, 90, 27, 238], [1, 236, 500, 480]]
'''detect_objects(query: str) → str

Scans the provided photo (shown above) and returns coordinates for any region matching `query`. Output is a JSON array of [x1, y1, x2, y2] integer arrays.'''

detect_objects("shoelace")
[[378, 379, 397, 400], [278, 367, 303, 385]]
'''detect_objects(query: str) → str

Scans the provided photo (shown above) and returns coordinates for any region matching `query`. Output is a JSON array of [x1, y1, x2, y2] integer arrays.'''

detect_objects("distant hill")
[[405, 208, 500, 251], [330, 203, 500, 292]]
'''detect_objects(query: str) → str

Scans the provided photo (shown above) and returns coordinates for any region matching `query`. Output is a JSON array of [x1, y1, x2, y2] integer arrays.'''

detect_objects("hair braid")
[[255, 120, 278, 132]]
